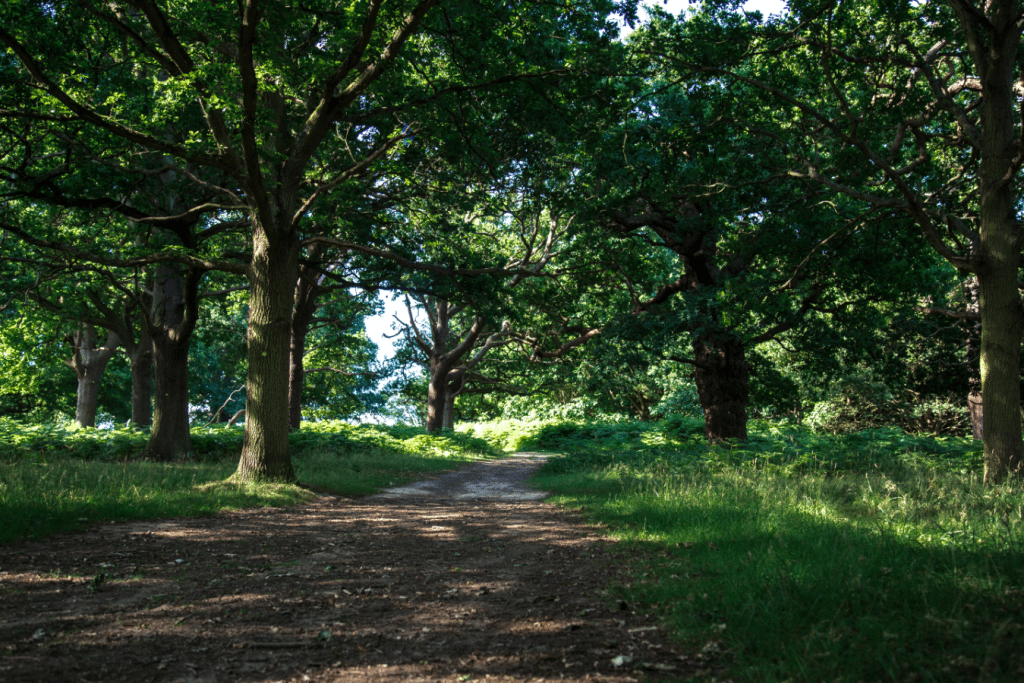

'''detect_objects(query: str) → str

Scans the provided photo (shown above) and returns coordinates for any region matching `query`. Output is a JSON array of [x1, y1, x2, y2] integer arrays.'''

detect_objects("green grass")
[[0, 419, 502, 545], [514, 417, 1024, 682]]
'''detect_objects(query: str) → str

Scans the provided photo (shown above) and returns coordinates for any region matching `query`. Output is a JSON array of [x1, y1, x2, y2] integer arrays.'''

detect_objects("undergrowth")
[[0, 419, 500, 544], [500, 416, 1024, 683]]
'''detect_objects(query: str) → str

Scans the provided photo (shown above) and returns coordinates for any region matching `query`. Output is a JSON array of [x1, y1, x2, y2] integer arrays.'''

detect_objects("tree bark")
[[964, 278, 983, 440], [129, 313, 154, 427], [288, 320, 310, 430], [426, 356, 451, 432], [692, 334, 749, 441], [288, 263, 321, 430], [442, 372, 465, 430], [424, 298, 453, 433], [235, 225, 299, 481], [67, 325, 120, 428], [977, 259, 1023, 480], [147, 325, 192, 459], [411, 298, 490, 433], [142, 263, 200, 461], [961, 2, 1024, 481], [442, 392, 456, 430]]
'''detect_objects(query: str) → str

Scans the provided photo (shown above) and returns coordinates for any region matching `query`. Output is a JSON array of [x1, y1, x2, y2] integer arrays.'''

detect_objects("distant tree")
[[63, 324, 120, 428]]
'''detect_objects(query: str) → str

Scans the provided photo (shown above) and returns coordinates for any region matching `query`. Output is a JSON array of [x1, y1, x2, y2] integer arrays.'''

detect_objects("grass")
[[511, 417, 1024, 682], [6, 412, 1022, 681], [0, 418, 501, 545]]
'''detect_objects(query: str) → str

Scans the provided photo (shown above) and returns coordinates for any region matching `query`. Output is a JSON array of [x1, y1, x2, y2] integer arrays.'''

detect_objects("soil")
[[0, 453, 713, 683]]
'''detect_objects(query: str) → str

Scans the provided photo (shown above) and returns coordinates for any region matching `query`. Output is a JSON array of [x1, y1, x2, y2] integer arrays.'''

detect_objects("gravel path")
[[372, 453, 551, 502]]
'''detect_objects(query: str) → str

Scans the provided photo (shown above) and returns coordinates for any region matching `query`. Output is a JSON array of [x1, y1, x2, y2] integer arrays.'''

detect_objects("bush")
[[805, 374, 970, 436]]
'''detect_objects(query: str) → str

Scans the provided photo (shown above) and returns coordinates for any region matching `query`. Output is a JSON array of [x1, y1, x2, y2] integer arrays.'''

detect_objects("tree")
[[64, 324, 120, 428], [395, 294, 511, 430], [1, 230, 151, 426], [0, 0, 629, 480], [637, 0, 1024, 479], [550, 56, 942, 441]]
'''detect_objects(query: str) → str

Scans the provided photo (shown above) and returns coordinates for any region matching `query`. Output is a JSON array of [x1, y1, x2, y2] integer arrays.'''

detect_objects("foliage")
[[804, 370, 970, 437], [188, 288, 249, 422], [505, 418, 1021, 683], [631, 0, 1024, 477], [0, 304, 133, 422]]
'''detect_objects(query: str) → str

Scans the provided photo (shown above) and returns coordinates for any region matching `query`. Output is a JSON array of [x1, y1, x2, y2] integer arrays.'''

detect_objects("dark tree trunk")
[[965, 277, 983, 441], [147, 330, 193, 460], [129, 316, 154, 428], [288, 264, 320, 430], [693, 334, 749, 441], [236, 226, 299, 481], [442, 394, 456, 430], [424, 299, 453, 433], [67, 325, 120, 428], [142, 264, 200, 461], [288, 323, 309, 430], [947, 3, 1024, 481], [426, 357, 451, 432], [419, 300, 487, 433]]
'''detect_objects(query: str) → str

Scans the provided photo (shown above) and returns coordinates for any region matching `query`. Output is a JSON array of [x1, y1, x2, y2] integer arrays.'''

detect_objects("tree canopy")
[[0, 0, 1016, 482]]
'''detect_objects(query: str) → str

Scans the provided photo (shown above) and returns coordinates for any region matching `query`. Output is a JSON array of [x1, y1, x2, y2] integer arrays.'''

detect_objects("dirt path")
[[0, 454, 707, 682]]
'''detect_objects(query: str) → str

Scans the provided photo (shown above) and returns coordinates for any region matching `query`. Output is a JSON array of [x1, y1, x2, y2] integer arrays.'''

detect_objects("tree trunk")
[[442, 372, 465, 430], [968, 392, 984, 441], [129, 319, 153, 427], [977, 259, 1023, 480], [288, 265, 320, 430], [235, 226, 299, 481], [692, 334, 749, 441], [68, 325, 120, 428], [965, 278, 983, 441], [425, 357, 450, 432], [146, 330, 193, 460], [287, 322, 309, 430], [142, 264, 199, 461], [442, 393, 456, 430], [970, 12, 1024, 482]]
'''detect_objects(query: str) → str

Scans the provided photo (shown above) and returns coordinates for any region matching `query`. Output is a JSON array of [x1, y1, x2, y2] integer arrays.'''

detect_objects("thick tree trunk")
[[235, 227, 299, 481], [143, 264, 198, 460], [972, 18, 1024, 482], [977, 261, 1023, 480], [146, 331, 193, 460], [693, 334, 749, 441], [129, 320, 153, 427], [442, 393, 456, 430], [425, 358, 450, 432], [442, 373, 465, 430], [68, 325, 120, 428]]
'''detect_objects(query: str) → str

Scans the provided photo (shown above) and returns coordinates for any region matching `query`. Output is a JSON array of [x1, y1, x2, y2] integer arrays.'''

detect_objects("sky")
[[361, 0, 789, 365]]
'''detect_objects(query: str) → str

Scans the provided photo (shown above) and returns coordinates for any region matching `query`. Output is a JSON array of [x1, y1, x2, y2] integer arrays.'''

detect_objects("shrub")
[[805, 374, 970, 437]]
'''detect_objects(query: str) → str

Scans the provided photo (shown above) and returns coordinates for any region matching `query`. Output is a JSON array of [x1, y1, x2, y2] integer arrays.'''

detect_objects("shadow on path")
[[0, 453, 702, 682]]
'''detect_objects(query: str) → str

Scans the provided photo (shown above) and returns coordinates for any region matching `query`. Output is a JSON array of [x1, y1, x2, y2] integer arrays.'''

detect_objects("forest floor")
[[0, 453, 713, 683]]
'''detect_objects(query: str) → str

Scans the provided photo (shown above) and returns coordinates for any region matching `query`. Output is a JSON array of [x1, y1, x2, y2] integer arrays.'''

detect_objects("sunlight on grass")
[[0, 419, 504, 544], [521, 418, 1024, 683]]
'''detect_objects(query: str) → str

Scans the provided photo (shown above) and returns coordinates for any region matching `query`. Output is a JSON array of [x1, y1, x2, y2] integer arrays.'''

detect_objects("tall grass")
[[523, 418, 1024, 682], [0, 419, 502, 545]]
